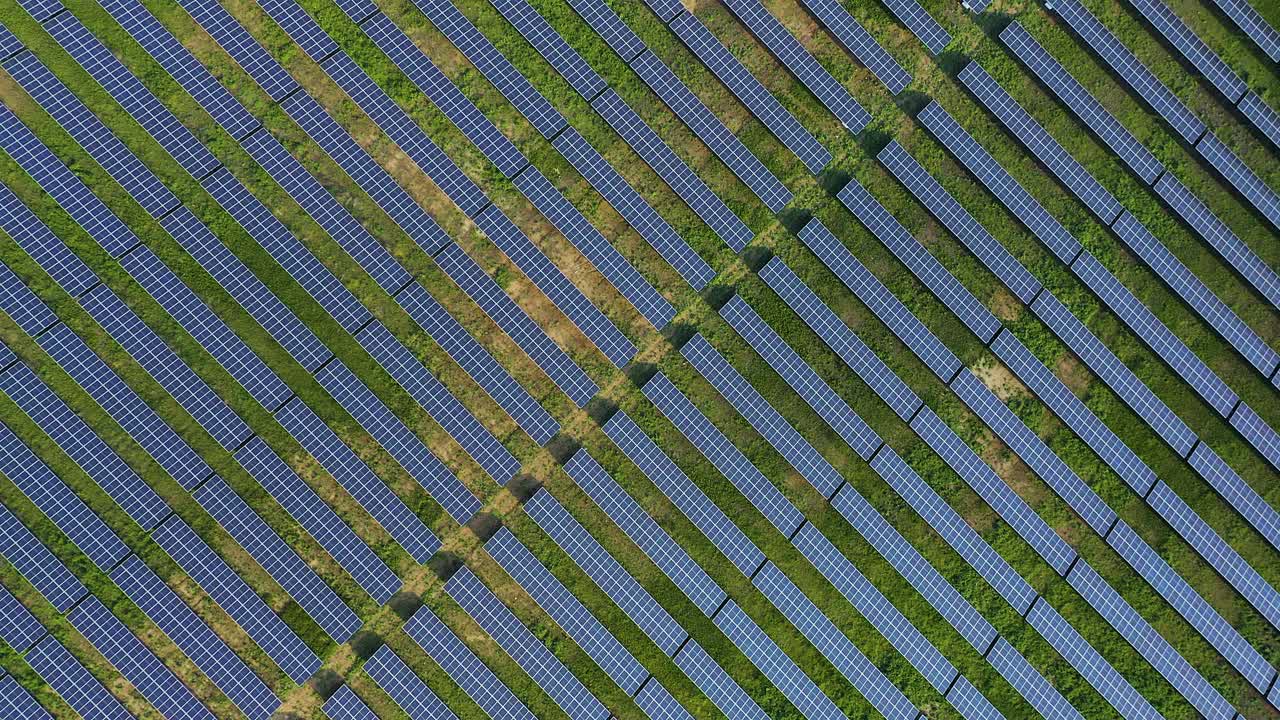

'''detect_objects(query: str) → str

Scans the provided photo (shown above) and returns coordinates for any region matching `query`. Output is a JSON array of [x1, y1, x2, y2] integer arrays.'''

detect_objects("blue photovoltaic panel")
[[715, 600, 845, 720], [986, 639, 1084, 720], [639, 0, 682, 21], [433, 242, 599, 407], [194, 475, 363, 642], [316, 358, 481, 523], [798, 218, 963, 380], [201, 168, 372, 332], [682, 334, 843, 496], [0, 24, 21, 59], [551, 128, 715, 290], [1125, 0, 1246, 102], [0, 260, 57, 335], [635, 681, 694, 720], [877, 0, 949, 54], [161, 207, 331, 372], [333, 0, 377, 21], [355, 320, 520, 484], [36, 323, 213, 489], [0, 363, 170, 528], [0, 584, 43, 651], [753, 563, 917, 719], [256, 0, 340, 62], [837, 179, 1001, 341], [563, 450, 724, 617], [527, 484, 687, 654], [26, 637, 132, 720], [723, 0, 870, 132], [69, 596, 215, 720], [1230, 403, 1280, 472], [446, 567, 610, 720], [796, 0, 910, 93], [403, 607, 536, 720], [0, 342, 12, 368], [0, 503, 87, 611], [958, 62, 1123, 224], [878, 141, 1042, 303], [111, 555, 281, 720], [1197, 131, 1280, 229], [644, 371, 805, 536], [1154, 173, 1280, 309], [1049, 0, 1205, 144], [1187, 443, 1280, 552], [603, 411, 765, 575], [668, 11, 830, 173], [236, 438, 401, 604], [323, 686, 378, 720], [176, 0, 298, 100], [275, 398, 439, 562], [0, 675, 50, 720], [16, 0, 61, 20], [761, 257, 923, 420], [1238, 92, 1280, 150], [672, 640, 769, 720], [512, 165, 674, 329], [946, 677, 1004, 720], [592, 89, 754, 251], [1211, 0, 1280, 61], [630, 49, 792, 212], [363, 646, 458, 720], [79, 284, 253, 450], [97, 0, 258, 138], [488, 0, 607, 99], [0, 182, 97, 298], [120, 245, 292, 410], [393, 282, 560, 442], [487, 528, 649, 694], [562, 0, 644, 59], [0, 424, 130, 569]]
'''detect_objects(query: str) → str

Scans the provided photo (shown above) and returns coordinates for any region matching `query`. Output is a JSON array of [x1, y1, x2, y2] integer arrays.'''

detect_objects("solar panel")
[[986, 639, 1084, 720], [362, 645, 457, 719], [194, 475, 362, 642], [752, 562, 917, 719], [236, 437, 401, 603], [551, 128, 715, 290], [97, 0, 259, 138], [714, 599, 844, 720], [161, 206, 331, 372], [635, 680, 695, 720], [602, 411, 765, 576], [488, 0, 607, 99], [256, 0, 340, 62], [760, 257, 923, 420], [0, 499, 80, 614], [668, 11, 830, 173], [333, 0, 377, 21], [875, 0, 949, 54], [392, 282, 560, 442], [26, 637, 132, 720], [795, 0, 910, 93], [68, 596, 215, 720], [946, 676, 1005, 720], [629, 49, 792, 211], [1237, 92, 1280, 150], [0, 674, 50, 720], [0, 341, 13, 369], [836, 178, 1001, 341], [561, 0, 644, 60], [15, 0, 61, 20], [111, 554, 281, 720], [176, 0, 298, 100], [671, 640, 769, 720], [0, 186, 97, 298], [37, 323, 213, 489], [1196, 131, 1280, 229], [0, 584, 42, 651], [1123, 0, 1245, 102], [120, 245, 292, 410], [1230, 403, 1280, 472], [323, 686, 378, 720], [0, 423, 130, 569], [403, 607, 536, 720], [592, 89, 754, 251], [526, 483, 686, 655], [1209, 0, 1280, 61], [643, 371, 804, 536], [275, 398, 439, 562], [1153, 172, 1280, 309], [446, 567, 610, 720], [1049, 0, 1205, 144], [0, 260, 57, 335], [79, 284, 253, 450], [564, 448, 726, 616], [1187, 443, 1280, 553], [511, 165, 674, 330], [0, 24, 22, 60]]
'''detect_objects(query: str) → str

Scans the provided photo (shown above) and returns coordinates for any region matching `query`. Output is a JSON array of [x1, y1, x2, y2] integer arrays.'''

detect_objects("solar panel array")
[[362, 645, 458, 719], [0, 584, 44, 651], [796, 0, 910, 93], [26, 637, 132, 720], [0, 504, 85, 612], [0, 674, 51, 720], [1196, 131, 1280, 229]]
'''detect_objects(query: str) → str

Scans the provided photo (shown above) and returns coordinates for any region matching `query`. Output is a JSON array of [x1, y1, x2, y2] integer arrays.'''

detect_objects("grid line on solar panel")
[[194, 475, 362, 642], [316, 357, 481, 523], [0, 25, 22, 60], [565, 448, 726, 616], [986, 639, 1083, 720], [323, 685, 378, 720], [446, 566, 611, 720], [1229, 403, 1280, 473], [392, 282, 559, 442], [1196, 131, 1280, 229], [0, 584, 44, 651], [236, 437, 401, 603], [201, 167, 371, 332], [592, 89, 754, 251], [36, 323, 213, 489], [562, 0, 645, 60], [552, 128, 715, 290], [0, 502, 87, 611], [0, 674, 51, 720], [760, 257, 923, 420], [176, 0, 298, 100], [275, 398, 439, 562], [256, 0, 340, 62], [404, 606, 537, 720], [0, 343, 13, 370], [672, 640, 769, 720], [753, 562, 917, 719], [79, 283, 253, 450], [15, 0, 61, 20], [0, 260, 58, 336], [958, 62, 1122, 224], [668, 11, 830, 173], [946, 676, 1003, 720], [363, 645, 458, 720], [1212, 0, 1280, 61], [0, 183, 98, 298], [1238, 93, 1280, 150], [111, 554, 281, 720], [877, 0, 949, 54], [488, 0, 607, 99], [630, 49, 792, 212], [635, 680, 695, 720], [795, 0, 911, 93], [1124, 0, 1246, 102], [3, 52, 177, 218], [26, 637, 132, 720], [1187, 443, 1280, 553], [69, 596, 216, 720], [836, 179, 1001, 341], [999, 22, 1164, 184], [527, 481, 687, 655]]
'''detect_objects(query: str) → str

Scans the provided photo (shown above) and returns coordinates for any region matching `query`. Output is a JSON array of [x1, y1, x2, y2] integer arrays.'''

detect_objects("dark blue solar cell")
[[0, 675, 51, 720], [488, 0, 607, 98], [672, 640, 769, 720], [1196, 131, 1280, 230], [0, 260, 57, 335], [1230, 403, 1280, 473], [796, 0, 911, 92], [0, 503, 86, 612], [362, 645, 456, 719], [177, 0, 298, 100], [987, 639, 1083, 720], [26, 637, 133, 720], [562, 0, 644, 60], [1124, 0, 1246, 102], [322, 686, 377, 720], [256, 0, 340, 62], [0, 583, 44, 651], [0, 181, 97, 297], [1238, 92, 1280, 150], [1187, 443, 1280, 553]]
